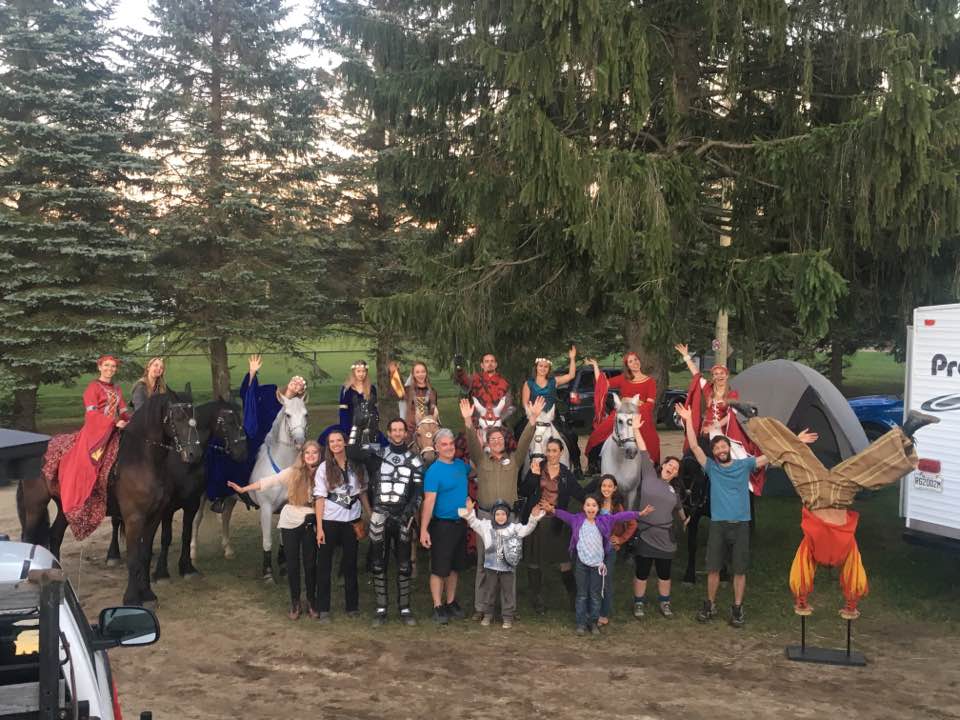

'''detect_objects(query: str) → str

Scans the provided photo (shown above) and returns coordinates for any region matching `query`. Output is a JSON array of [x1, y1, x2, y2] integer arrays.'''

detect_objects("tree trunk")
[[12, 386, 38, 432], [829, 337, 844, 390], [209, 337, 231, 400], [624, 318, 668, 405], [374, 329, 394, 406]]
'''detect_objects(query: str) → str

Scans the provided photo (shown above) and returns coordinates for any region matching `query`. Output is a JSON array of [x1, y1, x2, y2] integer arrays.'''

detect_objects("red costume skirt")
[[43, 431, 120, 541]]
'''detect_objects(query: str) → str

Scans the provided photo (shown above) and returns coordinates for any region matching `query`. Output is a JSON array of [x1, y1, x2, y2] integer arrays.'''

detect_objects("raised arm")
[[554, 346, 578, 386], [460, 398, 483, 461], [674, 343, 700, 377], [518, 506, 546, 537], [633, 413, 648, 452], [675, 403, 707, 467]]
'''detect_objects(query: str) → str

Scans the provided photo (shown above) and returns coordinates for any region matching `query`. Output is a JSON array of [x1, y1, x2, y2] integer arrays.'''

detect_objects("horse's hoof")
[[153, 572, 171, 583], [181, 570, 202, 580], [278, 565, 287, 578], [189, 548, 198, 563], [223, 546, 235, 560], [105, 558, 121, 568]]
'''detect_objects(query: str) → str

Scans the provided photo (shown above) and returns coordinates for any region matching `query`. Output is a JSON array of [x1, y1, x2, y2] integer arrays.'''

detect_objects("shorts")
[[428, 518, 467, 578], [634, 556, 672, 581], [705, 520, 750, 575]]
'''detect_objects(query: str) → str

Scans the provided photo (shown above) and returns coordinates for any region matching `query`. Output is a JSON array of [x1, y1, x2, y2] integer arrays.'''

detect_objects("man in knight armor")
[[346, 417, 424, 626]]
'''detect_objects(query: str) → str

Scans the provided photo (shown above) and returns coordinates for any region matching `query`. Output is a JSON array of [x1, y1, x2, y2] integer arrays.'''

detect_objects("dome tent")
[[730, 360, 869, 495]]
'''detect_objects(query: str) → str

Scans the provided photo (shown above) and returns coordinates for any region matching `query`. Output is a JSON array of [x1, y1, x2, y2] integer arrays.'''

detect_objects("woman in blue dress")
[[520, 345, 578, 411], [319, 360, 381, 446]]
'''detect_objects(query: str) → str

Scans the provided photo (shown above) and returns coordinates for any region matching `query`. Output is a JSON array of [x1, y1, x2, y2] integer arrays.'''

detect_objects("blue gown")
[[318, 384, 384, 446], [525, 377, 558, 412], [204, 373, 281, 500]]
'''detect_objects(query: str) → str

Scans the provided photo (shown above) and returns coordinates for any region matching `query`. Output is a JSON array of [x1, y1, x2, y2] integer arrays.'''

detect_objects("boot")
[[901, 410, 940, 439], [527, 567, 545, 615], [560, 569, 577, 611], [728, 401, 759, 419]]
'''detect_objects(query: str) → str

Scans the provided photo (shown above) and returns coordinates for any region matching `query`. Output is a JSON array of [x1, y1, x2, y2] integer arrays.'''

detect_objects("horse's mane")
[[125, 391, 171, 439], [617, 397, 640, 414]]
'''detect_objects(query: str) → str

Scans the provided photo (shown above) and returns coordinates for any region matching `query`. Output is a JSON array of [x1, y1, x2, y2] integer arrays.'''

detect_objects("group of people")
[[53, 342, 935, 635]]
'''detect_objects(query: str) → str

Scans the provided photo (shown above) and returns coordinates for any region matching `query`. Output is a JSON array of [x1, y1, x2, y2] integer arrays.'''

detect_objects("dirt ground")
[[3, 464, 960, 718]]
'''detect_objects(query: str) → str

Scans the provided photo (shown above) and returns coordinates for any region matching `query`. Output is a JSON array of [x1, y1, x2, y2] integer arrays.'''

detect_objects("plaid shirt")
[[454, 368, 510, 408]]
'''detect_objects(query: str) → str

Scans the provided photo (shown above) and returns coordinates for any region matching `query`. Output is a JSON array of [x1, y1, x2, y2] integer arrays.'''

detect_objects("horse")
[[521, 405, 572, 476], [17, 392, 202, 606], [675, 455, 709, 583], [349, 395, 379, 446], [412, 414, 440, 463], [598, 395, 644, 510], [197, 391, 308, 581], [149, 398, 247, 580]]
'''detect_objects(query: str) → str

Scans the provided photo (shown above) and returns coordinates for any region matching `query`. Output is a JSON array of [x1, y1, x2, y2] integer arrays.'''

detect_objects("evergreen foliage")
[[315, 0, 960, 379], [135, 0, 332, 398], [0, 0, 154, 429]]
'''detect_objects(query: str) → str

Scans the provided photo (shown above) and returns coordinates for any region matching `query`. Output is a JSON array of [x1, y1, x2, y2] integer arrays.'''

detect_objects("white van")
[[0, 540, 157, 719], [902, 303, 960, 544]]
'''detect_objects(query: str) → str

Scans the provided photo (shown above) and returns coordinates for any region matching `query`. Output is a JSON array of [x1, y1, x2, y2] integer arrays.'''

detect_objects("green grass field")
[[35, 347, 906, 430]]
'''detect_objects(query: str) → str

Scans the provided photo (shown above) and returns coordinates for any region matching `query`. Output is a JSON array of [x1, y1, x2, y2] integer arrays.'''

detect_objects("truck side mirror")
[[96, 607, 160, 647]]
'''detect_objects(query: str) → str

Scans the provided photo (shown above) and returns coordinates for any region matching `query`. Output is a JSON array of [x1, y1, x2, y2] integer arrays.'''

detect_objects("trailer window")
[[0, 614, 40, 686]]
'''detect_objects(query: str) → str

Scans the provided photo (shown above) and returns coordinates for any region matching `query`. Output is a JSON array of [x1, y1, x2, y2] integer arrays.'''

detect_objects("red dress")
[[57, 380, 128, 522], [586, 373, 660, 464]]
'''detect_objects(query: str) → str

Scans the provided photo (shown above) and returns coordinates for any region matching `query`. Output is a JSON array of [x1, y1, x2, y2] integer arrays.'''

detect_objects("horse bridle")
[[213, 407, 245, 455], [611, 410, 637, 450], [414, 417, 438, 456], [158, 401, 200, 457]]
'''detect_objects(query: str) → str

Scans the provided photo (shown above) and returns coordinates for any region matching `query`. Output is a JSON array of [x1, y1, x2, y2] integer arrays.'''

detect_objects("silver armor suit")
[[348, 441, 423, 622]]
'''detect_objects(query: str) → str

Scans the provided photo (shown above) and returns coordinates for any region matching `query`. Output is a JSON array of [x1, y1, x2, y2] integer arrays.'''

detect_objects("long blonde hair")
[[342, 361, 372, 397], [138, 357, 168, 396], [288, 441, 321, 506]]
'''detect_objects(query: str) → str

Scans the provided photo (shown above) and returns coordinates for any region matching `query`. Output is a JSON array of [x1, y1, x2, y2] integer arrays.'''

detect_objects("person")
[[206, 354, 306, 512], [388, 360, 439, 439], [584, 354, 661, 465], [345, 417, 424, 626], [319, 359, 379, 446], [553, 496, 654, 636], [420, 428, 471, 625], [130, 356, 167, 413], [228, 441, 321, 620], [459, 396, 544, 622], [57, 355, 130, 539], [518, 441, 587, 613], [458, 497, 546, 629], [676, 402, 792, 628], [627, 416, 687, 620], [520, 347, 578, 411], [453, 352, 512, 426], [582, 474, 637, 626], [674, 343, 763, 494], [313, 430, 370, 623], [734, 405, 936, 619]]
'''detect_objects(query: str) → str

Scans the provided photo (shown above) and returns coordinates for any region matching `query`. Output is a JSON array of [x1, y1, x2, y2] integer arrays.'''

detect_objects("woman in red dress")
[[57, 355, 130, 535], [585, 353, 660, 464]]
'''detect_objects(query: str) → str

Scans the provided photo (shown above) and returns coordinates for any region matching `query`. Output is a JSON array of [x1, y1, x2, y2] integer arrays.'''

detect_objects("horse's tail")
[[16, 478, 51, 546]]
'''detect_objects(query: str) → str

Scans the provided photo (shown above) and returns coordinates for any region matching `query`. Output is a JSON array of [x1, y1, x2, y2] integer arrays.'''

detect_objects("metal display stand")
[[785, 614, 867, 666]]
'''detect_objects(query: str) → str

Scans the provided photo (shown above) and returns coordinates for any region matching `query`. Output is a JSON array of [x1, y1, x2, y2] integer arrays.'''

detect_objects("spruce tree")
[[135, 0, 331, 398], [316, 0, 960, 384], [0, 0, 154, 430]]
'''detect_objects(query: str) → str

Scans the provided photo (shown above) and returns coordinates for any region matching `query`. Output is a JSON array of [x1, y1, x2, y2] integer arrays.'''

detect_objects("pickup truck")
[[0, 539, 158, 720]]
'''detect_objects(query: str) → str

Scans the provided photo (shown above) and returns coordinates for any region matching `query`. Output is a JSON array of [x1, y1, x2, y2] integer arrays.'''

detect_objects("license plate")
[[913, 471, 944, 493]]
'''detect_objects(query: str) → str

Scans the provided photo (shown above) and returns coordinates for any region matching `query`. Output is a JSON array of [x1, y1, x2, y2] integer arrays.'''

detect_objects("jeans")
[[316, 519, 359, 613], [599, 547, 616, 618], [281, 521, 317, 609], [574, 557, 603, 628]]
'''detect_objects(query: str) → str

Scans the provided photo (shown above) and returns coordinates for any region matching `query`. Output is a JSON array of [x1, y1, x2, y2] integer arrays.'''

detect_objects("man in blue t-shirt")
[[420, 428, 471, 625], [677, 403, 774, 628]]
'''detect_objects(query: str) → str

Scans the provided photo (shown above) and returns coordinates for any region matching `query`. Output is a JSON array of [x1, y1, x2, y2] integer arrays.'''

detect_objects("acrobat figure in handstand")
[[731, 405, 938, 620]]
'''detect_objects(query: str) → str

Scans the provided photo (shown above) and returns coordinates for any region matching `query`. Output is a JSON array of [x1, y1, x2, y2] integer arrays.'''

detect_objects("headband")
[[97, 354, 121, 366], [622, 352, 640, 367], [534, 357, 553, 365], [351, 361, 368, 370], [710, 364, 729, 374]]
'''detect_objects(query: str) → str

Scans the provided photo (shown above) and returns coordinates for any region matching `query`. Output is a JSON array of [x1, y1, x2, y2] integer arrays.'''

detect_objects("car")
[[0, 538, 159, 720], [556, 366, 688, 433], [848, 394, 904, 440]]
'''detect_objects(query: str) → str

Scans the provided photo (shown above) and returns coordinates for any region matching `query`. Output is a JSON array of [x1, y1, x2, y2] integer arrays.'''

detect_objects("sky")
[[110, 0, 314, 33]]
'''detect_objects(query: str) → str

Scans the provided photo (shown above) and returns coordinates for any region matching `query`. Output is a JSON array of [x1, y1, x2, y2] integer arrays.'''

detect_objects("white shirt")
[[258, 468, 315, 530], [313, 460, 364, 522]]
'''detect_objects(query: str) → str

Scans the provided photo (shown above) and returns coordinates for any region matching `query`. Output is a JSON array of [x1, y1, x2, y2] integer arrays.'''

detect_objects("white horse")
[[599, 395, 644, 509], [472, 395, 512, 445], [522, 405, 571, 476], [192, 392, 308, 581]]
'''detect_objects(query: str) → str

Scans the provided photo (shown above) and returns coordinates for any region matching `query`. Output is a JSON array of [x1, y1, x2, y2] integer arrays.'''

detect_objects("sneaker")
[[444, 600, 465, 620], [431, 605, 449, 625], [589, 623, 601, 636], [575, 625, 587, 636], [287, 601, 301, 621], [480, 615, 492, 627], [696, 600, 717, 623], [501, 619, 513, 630], [399, 609, 417, 627], [316, 611, 331, 624], [372, 610, 388, 627], [659, 601, 674, 619], [471, 610, 484, 622], [633, 601, 646, 619], [729, 604, 745, 628]]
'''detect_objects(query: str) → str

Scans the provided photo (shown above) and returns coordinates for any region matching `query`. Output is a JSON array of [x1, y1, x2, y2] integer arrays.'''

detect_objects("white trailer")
[[902, 303, 960, 544]]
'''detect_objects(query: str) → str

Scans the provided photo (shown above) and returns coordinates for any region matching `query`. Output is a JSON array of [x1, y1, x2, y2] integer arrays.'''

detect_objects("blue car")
[[848, 395, 904, 440]]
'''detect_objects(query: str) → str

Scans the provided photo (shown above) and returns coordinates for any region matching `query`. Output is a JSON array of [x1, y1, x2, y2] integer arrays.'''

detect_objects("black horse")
[[675, 455, 710, 583], [152, 398, 247, 580], [113, 392, 202, 605]]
